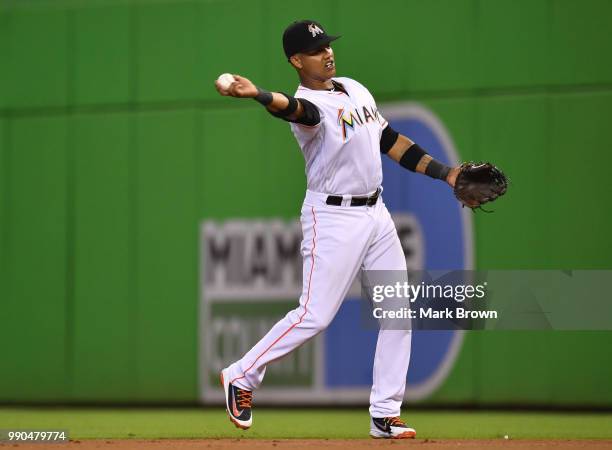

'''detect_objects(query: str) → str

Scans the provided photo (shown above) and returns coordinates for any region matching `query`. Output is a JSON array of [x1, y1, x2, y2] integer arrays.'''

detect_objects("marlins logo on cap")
[[308, 23, 324, 37], [282, 20, 341, 59]]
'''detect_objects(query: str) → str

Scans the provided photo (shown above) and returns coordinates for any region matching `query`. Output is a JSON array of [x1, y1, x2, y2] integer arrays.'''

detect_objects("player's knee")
[[287, 307, 333, 333], [307, 312, 333, 333]]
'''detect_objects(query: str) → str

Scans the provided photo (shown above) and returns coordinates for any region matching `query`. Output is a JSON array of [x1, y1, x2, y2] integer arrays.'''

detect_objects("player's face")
[[299, 44, 336, 80]]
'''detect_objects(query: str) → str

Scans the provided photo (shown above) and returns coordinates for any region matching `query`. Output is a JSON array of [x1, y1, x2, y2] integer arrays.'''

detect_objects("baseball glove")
[[453, 162, 508, 211]]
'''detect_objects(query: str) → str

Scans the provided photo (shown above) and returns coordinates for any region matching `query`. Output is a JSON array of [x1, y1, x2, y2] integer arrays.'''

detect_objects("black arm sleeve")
[[268, 92, 298, 119], [380, 124, 399, 154], [399, 143, 451, 180], [291, 98, 321, 126], [399, 143, 427, 172], [380, 124, 452, 180], [268, 95, 321, 126]]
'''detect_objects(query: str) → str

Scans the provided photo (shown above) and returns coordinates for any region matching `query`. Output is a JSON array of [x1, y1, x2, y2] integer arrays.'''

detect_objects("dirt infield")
[[4, 439, 612, 450]]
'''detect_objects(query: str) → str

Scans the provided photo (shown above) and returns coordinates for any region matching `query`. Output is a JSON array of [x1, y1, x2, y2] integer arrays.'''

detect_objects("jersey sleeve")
[[289, 94, 325, 142], [372, 99, 388, 138], [378, 110, 388, 130], [289, 98, 320, 126], [277, 97, 322, 127]]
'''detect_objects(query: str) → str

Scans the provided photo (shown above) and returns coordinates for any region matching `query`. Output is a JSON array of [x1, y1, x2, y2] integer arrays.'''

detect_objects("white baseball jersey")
[[226, 76, 412, 420], [290, 77, 388, 196]]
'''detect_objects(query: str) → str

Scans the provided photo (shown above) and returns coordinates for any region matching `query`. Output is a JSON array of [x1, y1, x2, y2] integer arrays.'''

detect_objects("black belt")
[[326, 188, 380, 207]]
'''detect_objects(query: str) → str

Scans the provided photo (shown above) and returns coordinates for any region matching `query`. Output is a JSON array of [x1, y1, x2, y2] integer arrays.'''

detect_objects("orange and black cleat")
[[370, 416, 416, 439], [220, 368, 253, 430]]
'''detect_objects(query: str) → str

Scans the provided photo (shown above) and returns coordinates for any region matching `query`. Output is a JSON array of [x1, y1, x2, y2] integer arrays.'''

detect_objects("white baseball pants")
[[226, 189, 411, 417]]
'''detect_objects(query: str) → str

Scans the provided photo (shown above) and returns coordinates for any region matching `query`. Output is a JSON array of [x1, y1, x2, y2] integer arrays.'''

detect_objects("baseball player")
[[214, 20, 470, 439]]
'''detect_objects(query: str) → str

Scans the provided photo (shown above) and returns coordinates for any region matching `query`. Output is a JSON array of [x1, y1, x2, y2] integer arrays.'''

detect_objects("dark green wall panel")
[[548, 92, 612, 267], [0, 9, 7, 110], [477, 332, 554, 404], [429, 333, 477, 404], [135, 1, 205, 102], [545, 332, 612, 405], [336, 0, 409, 94], [5, 8, 69, 108], [459, 331, 612, 406], [199, 105, 306, 218], [259, 116, 307, 218], [199, 107, 305, 220], [403, 0, 478, 92], [71, 113, 134, 400], [475, 96, 551, 268], [421, 99, 477, 161], [200, 0, 265, 101], [1, 117, 67, 400], [135, 110, 198, 400], [200, 107, 268, 218], [0, 119, 5, 309], [477, 0, 550, 88], [74, 5, 131, 105], [550, 0, 612, 85]]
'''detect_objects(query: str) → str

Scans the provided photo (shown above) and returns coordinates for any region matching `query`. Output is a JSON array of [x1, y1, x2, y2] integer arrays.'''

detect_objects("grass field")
[[1, 407, 611, 440]]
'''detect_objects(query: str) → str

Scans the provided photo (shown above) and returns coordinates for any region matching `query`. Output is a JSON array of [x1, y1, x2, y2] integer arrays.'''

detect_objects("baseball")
[[217, 73, 235, 90]]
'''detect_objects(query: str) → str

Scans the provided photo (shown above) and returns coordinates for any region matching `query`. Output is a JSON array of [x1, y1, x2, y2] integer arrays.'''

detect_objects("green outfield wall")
[[1, 0, 611, 405]]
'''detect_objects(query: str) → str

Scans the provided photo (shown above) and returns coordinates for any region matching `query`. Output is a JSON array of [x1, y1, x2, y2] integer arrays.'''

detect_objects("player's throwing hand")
[[214, 74, 258, 98]]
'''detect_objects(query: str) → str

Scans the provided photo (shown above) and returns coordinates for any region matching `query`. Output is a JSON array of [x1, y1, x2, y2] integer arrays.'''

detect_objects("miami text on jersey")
[[337, 105, 383, 141]]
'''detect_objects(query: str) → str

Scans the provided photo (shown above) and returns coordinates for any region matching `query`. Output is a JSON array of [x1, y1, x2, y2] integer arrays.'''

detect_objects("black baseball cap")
[[282, 20, 340, 59]]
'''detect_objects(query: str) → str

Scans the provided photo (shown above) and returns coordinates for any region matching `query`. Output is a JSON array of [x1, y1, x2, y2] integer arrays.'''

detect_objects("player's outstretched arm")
[[381, 127, 460, 187], [381, 127, 509, 210], [214, 74, 318, 125]]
